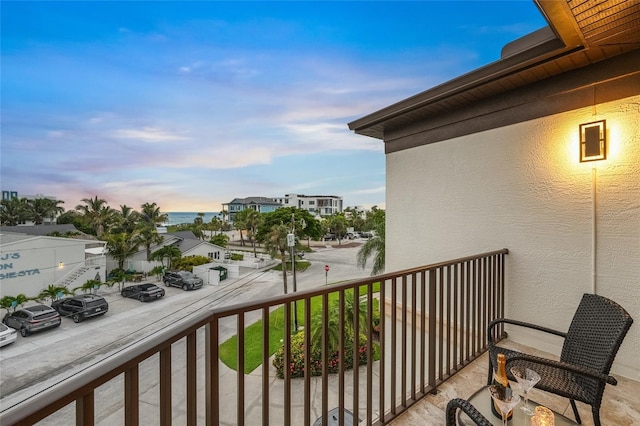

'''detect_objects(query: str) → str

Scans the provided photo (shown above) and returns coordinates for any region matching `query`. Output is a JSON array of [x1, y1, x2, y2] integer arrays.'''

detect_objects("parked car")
[[51, 294, 109, 323], [0, 323, 18, 347], [121, 283, 165, 302], [163, 271, 204, 291], [2, 305, 61, 337]]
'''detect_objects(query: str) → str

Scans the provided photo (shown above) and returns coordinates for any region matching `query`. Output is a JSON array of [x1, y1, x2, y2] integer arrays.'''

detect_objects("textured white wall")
[[0, 238, 88, 298], [386, 95, 639, 379]]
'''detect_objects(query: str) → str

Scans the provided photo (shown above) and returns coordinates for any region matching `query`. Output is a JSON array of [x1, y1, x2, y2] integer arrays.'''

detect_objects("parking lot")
[[0, 243, 370, 420]]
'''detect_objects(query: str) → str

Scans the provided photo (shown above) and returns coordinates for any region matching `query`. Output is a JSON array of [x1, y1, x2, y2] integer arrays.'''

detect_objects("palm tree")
[[328, 214, 348, 245], [0, 197, 30, 225], [209, 216, 223, 235], [149, 245, 181, 270], [136, 223, 163, 261], [0, 294, 30, 313], [38, 285, 73, 304], [29, 198, 65, 225], [310, 289, 369, 352], [114, 205, 140, 233], [357, 217, 385, 275], [104, 232, 140, 271], [244, 209, 263, 257], [140, 202, 167, 226], [74, 279, 101, 294], [234, 209, 249, 246], [76, 196, 115, 237], [264, 223, 291, 294]]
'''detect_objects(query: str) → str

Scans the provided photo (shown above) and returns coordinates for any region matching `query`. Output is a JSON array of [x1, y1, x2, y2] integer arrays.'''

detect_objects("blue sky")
[[1, 1, 547, 213]]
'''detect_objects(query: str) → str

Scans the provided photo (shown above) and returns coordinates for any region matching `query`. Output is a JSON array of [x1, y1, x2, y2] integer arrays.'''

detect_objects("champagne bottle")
[[491, 353, 513, 420]]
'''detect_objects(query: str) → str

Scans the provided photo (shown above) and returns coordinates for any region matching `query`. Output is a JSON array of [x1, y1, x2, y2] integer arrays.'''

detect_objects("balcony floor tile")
[[390, 340, 640, 426]]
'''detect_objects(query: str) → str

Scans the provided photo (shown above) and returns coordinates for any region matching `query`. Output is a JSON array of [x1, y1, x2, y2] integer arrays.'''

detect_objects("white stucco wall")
[[385, 95, 639, 379], [0, 237, 106, 298]]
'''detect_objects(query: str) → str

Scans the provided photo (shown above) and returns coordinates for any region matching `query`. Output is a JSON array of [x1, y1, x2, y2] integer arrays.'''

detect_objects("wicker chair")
[[487, 293, 633, 426], [446, 398, 492, 426]]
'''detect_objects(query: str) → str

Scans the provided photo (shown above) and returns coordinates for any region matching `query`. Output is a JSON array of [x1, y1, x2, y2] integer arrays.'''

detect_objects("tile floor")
[[390, 340, 640, 426]]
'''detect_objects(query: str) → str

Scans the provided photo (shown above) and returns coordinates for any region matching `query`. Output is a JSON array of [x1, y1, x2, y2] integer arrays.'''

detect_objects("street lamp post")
[[287, 231, 298, 333]]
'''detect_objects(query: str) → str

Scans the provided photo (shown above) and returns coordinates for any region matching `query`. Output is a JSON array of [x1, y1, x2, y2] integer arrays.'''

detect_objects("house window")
[[214, 252, 220, 260], [207, 252, 214, 259]]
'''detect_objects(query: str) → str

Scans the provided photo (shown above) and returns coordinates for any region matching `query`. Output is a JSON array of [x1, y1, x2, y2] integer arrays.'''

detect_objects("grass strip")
[[219, 281, 380, 374]]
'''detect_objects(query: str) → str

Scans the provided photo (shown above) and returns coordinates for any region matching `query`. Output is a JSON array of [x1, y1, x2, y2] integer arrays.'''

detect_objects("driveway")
[[0, 243, 371, 422]]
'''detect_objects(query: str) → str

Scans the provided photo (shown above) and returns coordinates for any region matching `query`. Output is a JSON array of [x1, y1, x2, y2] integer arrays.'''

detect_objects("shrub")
[[272, 331, 370, 379]]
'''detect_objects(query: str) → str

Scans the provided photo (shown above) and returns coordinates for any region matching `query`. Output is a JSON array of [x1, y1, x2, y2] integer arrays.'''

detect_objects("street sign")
[[287, 233, 295, 247], [324, 264, 329, 272]]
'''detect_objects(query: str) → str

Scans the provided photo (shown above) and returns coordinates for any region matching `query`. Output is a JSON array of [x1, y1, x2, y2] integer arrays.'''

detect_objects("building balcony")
[[1, 249, 637, 425]]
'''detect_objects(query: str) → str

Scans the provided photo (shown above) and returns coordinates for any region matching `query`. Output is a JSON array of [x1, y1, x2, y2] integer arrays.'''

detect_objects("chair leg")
[[592, 406, 601, 426], [570, 400, 582, 424]]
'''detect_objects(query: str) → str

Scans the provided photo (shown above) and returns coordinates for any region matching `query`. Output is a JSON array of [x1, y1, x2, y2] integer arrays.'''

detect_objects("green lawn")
[[219, 282, 380, 374]]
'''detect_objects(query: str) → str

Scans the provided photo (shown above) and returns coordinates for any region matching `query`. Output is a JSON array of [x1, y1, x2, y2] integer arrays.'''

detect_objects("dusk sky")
[[1, 1, 547, 213]]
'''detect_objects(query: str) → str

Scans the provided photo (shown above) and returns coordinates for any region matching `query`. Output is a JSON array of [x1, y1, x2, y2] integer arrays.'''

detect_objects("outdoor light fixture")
[[58, 262, 64, 269], [579, 120, 606, 162]]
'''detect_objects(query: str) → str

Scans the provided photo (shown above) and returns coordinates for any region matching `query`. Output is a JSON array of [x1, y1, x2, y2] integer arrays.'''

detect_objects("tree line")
[[1, 195, 386, 286]]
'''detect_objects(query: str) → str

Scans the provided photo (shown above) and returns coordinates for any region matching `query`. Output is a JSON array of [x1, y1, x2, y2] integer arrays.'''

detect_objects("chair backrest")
[[561, 293, 633, 375]]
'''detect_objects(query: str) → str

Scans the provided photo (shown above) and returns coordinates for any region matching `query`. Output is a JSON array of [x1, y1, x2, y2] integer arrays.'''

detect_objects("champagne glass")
[[488, 384, 521, 426], [510, 366, 541, 414]]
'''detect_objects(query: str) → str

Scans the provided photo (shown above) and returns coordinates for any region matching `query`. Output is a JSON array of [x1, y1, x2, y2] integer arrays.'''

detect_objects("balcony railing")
[[0, 249, 508, 426]]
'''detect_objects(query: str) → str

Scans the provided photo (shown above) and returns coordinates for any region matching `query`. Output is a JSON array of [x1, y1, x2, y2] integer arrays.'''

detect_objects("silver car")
[[3, 305, 61, 337]]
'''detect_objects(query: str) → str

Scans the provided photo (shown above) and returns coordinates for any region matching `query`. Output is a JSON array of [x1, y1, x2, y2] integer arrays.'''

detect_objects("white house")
[[349, 1, 639, 378], [273, 194, 343, 216], [0, 225, 107, 298], [108, 230, 226, 274]]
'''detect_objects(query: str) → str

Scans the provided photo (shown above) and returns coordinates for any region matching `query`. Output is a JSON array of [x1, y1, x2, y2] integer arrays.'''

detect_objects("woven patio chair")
[[487, 293, 633, 426], [446, 398, 493, 426]]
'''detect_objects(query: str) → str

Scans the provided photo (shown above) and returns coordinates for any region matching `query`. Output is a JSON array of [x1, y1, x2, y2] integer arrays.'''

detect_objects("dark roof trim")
[[383, 51, 640, 154], [347, 32, 573, 139], [348, 0, 640, 141]]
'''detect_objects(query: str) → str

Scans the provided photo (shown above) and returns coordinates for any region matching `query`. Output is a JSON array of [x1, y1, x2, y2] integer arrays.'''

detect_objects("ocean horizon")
[[163, 212, 221, 226]]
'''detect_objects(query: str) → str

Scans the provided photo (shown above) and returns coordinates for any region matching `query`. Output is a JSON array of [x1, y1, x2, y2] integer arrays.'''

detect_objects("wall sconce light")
[[580, 120, 606, 162], [58, 262, 64, 269]]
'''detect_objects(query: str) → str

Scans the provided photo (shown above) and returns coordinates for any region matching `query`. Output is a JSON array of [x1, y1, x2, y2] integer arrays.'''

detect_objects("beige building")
[[349, 2, 639, 378]]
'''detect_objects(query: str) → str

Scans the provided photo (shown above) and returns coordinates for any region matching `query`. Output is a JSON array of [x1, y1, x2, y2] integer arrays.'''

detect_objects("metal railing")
[[0, 249, 508, 425]]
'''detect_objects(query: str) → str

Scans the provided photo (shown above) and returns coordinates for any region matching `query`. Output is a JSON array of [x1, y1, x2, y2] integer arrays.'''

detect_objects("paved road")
[[0, 242, 371, 423]]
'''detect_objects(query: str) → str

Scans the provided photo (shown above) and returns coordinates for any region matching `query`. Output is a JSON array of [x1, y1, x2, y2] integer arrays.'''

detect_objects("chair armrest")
[[446, 398, 493, 426], [507, 354, 618, 385], [488, 318, 567, 344]]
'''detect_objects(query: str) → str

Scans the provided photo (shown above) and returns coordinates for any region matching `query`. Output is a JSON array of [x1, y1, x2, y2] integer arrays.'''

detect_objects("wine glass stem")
[[524, 391, 529, 409]]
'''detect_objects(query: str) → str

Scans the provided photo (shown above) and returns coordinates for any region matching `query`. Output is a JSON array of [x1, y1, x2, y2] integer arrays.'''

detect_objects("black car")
[[51, 294, 109, 323], [162, 271, 204, 290], [3, 305, 61, 337], [121, 283, 165, 302]]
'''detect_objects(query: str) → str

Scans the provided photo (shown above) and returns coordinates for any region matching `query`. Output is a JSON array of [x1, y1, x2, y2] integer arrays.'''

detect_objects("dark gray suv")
[[163, 271, 204, 290], [3, 305, 61, 337], [51, 294, 109, 323]]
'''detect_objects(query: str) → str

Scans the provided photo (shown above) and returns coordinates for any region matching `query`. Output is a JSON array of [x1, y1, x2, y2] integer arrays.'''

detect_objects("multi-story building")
[[222, 196, 283, 222], [274, 194, 343, 216], [1, 190, 62, 225]]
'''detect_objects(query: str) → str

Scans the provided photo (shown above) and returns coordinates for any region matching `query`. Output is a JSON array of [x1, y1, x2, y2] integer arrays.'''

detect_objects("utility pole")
[[288, 213, 298, 333]]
